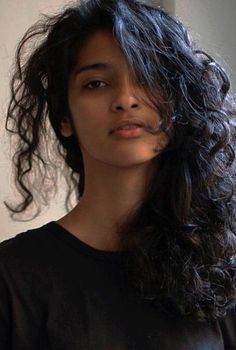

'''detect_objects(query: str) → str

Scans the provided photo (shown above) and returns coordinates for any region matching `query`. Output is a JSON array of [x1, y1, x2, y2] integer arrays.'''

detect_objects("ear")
[[60, 117, 73, 137]]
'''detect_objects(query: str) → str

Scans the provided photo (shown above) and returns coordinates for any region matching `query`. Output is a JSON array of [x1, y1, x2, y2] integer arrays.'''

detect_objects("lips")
[[117, 124, 143, 130], [110, 119, 145, 134]]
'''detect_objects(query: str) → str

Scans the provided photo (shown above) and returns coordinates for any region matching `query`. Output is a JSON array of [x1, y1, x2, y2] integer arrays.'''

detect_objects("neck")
[[58, 158, 156, 251]]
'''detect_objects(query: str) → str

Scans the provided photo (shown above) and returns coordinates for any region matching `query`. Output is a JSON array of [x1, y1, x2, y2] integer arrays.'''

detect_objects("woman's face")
[[61, 30, 168, 169]]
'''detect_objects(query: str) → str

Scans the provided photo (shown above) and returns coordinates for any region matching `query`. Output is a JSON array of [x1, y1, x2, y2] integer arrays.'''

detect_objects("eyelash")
[[84, 80, 107, 90]]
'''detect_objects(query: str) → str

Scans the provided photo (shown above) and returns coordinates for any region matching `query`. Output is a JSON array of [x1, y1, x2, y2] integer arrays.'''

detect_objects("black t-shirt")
[[0, 221, 235, 349]]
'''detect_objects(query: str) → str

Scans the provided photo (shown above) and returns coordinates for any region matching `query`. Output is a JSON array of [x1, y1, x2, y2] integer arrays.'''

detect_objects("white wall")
[[0, 1, 73, 241], [175, 0, 236, 91], [1, 0, 236, 241]]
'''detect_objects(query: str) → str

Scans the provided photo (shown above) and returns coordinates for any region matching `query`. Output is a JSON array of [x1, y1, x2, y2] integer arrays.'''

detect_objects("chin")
[[106, 156, 156, 168]]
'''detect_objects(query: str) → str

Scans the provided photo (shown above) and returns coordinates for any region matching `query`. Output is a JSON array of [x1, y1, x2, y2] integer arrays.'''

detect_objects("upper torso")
[[0, 221, 235, 349]]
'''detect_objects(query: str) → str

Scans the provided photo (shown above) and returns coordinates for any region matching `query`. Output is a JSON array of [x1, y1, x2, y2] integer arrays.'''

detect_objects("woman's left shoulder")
[[218, 305, 236, 349]]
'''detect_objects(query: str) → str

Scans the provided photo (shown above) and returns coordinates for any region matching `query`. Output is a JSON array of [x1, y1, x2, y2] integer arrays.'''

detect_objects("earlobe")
[[60, 118, 73, 137]]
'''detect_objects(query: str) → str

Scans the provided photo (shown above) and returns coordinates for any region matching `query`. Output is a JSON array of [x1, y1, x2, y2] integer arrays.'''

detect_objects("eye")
[[84, 80, 107, 90]]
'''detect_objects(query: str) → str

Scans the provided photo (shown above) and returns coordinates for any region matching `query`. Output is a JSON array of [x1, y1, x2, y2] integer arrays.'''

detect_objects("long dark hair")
[[5, 0, 236, 322]]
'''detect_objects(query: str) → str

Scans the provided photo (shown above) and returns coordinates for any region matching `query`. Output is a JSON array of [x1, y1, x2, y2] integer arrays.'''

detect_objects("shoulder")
[[218, 305, 236, 349], [0, 221, 66, 293], [0, 221, 56, 267]]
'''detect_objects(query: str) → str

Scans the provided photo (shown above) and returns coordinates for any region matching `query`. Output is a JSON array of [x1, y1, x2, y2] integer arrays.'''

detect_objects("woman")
[[0, 0, 236, 348]]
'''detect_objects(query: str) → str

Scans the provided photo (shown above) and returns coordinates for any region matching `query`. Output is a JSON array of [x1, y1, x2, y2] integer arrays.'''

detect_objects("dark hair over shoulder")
[[4, 0, 236, 321]]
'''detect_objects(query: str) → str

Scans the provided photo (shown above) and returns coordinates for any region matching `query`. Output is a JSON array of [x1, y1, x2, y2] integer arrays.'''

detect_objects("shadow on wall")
[[140, 0, 175, 14], [161, 0, 175, 14]]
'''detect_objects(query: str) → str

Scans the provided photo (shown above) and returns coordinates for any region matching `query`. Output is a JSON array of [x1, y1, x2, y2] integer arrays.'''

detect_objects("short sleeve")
[[219, 306, 236, 350], [0, 262, 11, 349]]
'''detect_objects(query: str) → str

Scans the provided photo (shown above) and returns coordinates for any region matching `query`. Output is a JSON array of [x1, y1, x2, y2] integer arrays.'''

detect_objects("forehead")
[[70, 30, 139, 84], [76, 30, 128, 68]]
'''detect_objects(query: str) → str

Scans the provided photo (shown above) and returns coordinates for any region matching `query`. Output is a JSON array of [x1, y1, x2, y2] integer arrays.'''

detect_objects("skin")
[[58, 30, 168, 251]]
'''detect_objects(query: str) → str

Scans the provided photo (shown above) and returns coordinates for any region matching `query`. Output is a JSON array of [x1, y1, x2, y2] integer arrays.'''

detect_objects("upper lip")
[[110, 119, 146, 134]]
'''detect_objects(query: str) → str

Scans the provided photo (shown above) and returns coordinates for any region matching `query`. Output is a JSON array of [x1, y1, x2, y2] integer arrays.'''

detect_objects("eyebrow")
[[74, 62, 112, 76]]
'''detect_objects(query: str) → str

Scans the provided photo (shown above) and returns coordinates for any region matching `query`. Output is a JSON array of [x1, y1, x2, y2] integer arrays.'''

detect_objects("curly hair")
[[4, 0, 236, 322]]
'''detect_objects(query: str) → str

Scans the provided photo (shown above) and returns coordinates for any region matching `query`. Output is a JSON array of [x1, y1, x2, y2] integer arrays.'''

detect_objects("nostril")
[[114, 103, 139, 111]]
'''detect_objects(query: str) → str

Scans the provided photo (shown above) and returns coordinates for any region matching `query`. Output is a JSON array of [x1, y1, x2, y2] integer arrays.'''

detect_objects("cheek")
[[157, 132, 169, 152], [69, 103, 92, 134], [71, 115, 101, 149], [70, 97, 105, 127]]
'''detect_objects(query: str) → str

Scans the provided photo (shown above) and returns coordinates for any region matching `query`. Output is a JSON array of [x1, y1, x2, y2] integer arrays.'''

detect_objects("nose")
[[111, 80, 141, 112]]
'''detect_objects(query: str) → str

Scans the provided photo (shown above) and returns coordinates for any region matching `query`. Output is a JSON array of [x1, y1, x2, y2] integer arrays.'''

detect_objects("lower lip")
[[112, 127, 144, 138]]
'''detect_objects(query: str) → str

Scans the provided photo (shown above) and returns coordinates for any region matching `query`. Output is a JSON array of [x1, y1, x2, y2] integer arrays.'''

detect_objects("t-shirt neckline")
[[48, 221, 128, 263]]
